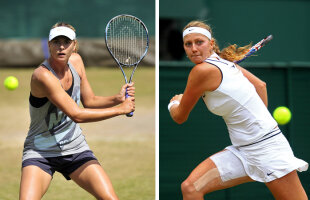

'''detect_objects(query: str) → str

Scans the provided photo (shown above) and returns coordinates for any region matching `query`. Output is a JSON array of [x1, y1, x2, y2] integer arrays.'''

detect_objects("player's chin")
[[55, 56, 68, 62], [190, 57, 203, 64]]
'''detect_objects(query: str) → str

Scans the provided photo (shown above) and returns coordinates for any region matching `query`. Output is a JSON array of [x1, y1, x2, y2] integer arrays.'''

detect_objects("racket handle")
[[125, 88, 133, 117]]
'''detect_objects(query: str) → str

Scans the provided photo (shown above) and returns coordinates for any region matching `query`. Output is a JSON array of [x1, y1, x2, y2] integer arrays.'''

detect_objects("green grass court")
[[0, 67, 155, 200]]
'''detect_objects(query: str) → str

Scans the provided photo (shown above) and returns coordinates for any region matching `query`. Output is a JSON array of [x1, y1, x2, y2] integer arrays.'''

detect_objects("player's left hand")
[[119, 82, 135, 102]]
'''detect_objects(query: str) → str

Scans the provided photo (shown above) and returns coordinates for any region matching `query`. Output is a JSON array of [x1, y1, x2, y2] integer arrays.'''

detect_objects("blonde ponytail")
[[220, 43, 252, 62]]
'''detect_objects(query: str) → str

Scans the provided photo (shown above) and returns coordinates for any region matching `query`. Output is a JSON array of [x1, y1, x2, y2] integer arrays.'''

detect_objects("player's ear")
[[73, 40, 78, 53], [210, 39, 214, 48], [47, 41, 52, 55]]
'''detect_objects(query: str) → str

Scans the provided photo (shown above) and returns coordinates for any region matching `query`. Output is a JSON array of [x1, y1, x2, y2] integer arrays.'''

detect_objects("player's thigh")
[[183, 150, 253, 194], [19, 165, 52, 200], [265, 170, 308, 200], [70, 160, 118, 200]]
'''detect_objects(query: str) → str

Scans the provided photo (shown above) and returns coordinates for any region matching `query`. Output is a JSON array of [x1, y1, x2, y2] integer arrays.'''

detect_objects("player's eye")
[[184, 42, 192, 47], [51, 39, 61, 45], [64, 40, 72, 45], [196, 40, 204, 45]]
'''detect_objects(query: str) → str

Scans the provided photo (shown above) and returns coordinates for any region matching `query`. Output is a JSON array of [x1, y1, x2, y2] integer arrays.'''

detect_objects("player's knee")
[[19, 194, 39, 200], [96, 195, 118, 200], [181, 179, 197, 195], [96, 197, 115, 200]]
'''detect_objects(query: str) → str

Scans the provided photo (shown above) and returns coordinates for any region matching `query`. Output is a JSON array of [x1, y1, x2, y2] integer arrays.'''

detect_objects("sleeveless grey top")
[[23, 60, 90, 161]]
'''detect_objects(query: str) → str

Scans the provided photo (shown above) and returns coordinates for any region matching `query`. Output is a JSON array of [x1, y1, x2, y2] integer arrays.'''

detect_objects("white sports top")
[[202, 53, 277, 146]]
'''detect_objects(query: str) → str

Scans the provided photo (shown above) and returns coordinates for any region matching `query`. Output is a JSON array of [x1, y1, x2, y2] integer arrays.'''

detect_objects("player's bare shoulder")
[[69, 52, 83, 63], [31, 65, 54, 97], [191, 62, 220, 78], [188, 62, 222, 91], [32, 65, 52, 84], [69, 53, 85, 77]]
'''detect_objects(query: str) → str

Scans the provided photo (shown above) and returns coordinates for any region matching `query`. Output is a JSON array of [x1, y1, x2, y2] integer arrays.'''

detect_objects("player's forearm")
[[82, 95, 123, 108], [169, 105, 188, 124], [255, 81, 268, 107], [237, 65, 268, 107], [70, 106, 125, 123]]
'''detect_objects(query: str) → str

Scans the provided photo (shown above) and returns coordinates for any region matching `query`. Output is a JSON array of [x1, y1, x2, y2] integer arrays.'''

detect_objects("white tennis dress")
[[201, 53, 308, 182]]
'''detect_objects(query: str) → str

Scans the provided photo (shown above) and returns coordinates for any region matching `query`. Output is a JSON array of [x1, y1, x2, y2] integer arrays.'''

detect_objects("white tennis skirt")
[[211, 127, 308, 183]]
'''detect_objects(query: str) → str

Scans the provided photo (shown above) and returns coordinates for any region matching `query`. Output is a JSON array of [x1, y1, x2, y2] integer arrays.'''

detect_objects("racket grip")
[[125, 88, 133, 117]]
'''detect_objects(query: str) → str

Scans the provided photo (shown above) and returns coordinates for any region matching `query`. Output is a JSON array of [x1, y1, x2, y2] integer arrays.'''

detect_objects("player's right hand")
[[120, 96, 135, 114], [118, 82, 135, 102], [170, 94, 183, 102]]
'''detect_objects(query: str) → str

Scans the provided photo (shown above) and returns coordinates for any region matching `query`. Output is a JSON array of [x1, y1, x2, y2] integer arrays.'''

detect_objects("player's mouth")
[[57, 53, 66, 56]]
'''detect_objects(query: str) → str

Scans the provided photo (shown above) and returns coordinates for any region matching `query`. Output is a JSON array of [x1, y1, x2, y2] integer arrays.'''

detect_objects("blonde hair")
[[50, 22, 78, 53], [183, 21, 251, 62]]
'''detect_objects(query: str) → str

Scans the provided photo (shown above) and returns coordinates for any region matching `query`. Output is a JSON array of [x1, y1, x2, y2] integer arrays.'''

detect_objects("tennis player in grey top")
[[20, 22, 134, 200]]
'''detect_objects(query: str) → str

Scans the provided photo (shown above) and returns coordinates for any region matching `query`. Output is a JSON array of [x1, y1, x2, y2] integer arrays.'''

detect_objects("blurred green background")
[[0, 0, 155, 68], [160, 0, 310, 199], [0, 0, 155, 38]]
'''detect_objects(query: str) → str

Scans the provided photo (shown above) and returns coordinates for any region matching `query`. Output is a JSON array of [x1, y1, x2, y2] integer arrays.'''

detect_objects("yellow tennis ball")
[[4, 76, 19, 91], [273, 106, 292, 125]]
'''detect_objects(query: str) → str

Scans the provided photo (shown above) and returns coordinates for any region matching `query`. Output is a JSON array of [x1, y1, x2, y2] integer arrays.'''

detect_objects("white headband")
[[183, 27, 212, 40], [49, 26, 76, 41]]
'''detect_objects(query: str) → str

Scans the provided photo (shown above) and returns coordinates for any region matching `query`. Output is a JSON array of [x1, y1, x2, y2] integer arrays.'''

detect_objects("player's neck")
[[48, 57, 68, 76]]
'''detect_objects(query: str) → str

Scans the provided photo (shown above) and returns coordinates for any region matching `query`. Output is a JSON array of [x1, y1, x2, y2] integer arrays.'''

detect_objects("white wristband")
[[168, 100, 180, 112]]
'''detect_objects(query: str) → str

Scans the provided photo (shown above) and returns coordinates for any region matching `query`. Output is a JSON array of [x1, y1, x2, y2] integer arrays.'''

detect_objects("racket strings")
[[106, 16, 148, 67]]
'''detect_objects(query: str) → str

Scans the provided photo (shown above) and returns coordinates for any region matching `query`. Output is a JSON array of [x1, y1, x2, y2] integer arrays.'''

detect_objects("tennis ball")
[[4, 76, 19, 91], [273, 106, 292, 125]]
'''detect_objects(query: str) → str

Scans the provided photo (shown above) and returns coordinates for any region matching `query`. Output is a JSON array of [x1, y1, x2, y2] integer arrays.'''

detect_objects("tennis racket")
[[234, 35, 273, 64], [105, 14, 149, 117]]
